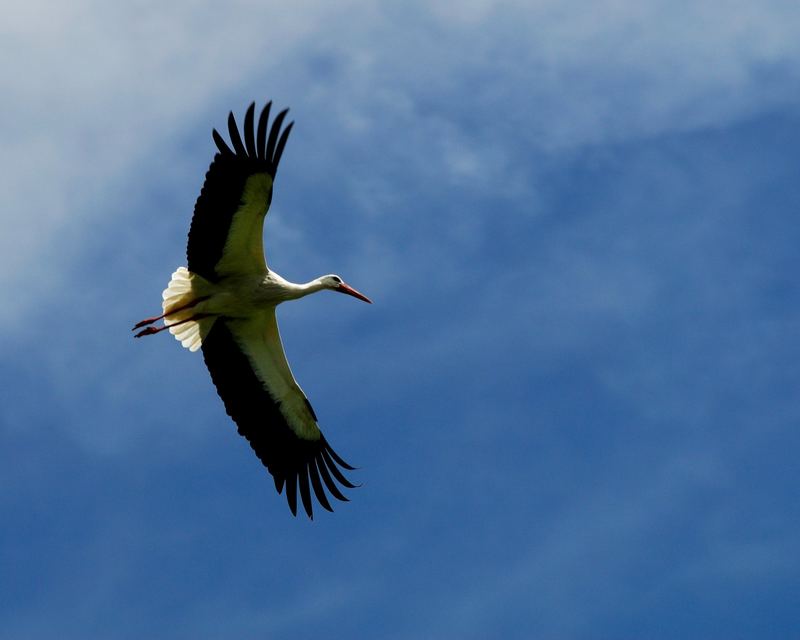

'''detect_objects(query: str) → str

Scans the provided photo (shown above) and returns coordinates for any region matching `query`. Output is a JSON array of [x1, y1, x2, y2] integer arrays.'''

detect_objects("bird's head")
[[321, 275, 372, 303]]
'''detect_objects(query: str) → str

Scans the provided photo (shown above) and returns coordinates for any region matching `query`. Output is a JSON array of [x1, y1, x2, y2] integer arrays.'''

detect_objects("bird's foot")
[[134, 325, 166, 338]]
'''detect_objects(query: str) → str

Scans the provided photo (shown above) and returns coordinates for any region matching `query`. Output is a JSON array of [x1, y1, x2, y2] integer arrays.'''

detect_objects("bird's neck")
[[261, 272, 328, 303], [282, 277, 327, 300], [300, 278, 328, 298]]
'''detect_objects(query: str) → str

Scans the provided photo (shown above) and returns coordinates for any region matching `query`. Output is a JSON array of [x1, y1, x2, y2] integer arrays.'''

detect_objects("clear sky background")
[[2, 1, 799, 638]]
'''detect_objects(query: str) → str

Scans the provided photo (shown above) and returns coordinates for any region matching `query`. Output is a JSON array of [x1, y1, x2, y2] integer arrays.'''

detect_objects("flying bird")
[[133, 101, 371, 519]]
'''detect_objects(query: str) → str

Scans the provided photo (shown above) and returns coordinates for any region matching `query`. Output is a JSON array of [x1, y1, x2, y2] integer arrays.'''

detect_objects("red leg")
[[133, 313, 208, 339], [132, 314, 166, 330], [132, 297, 208, 331]]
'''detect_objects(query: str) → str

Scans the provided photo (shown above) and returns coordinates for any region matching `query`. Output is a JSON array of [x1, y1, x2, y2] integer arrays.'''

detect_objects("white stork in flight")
[[133, 101, 371, 519]]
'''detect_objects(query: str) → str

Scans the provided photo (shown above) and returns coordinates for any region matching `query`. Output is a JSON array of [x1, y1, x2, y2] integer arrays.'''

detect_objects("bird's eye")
[[333, 276, 342, 284]]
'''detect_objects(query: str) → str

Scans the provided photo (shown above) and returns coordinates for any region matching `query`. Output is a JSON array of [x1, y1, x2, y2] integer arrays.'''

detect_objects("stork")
[[133, 101, 371, 519]]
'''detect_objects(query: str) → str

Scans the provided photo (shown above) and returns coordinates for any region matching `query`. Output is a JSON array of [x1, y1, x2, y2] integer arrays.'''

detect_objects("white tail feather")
[[161, 267, 216, 352]]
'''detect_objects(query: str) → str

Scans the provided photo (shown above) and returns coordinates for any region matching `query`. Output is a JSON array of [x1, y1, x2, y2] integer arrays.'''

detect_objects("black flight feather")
[[309, 462, 334, 512], [227, 112, 247, 157], [256, 101, 272, 161], [266, 109, 289, 172], [272, 122, 294, 177], [243, 102, 257, 158]]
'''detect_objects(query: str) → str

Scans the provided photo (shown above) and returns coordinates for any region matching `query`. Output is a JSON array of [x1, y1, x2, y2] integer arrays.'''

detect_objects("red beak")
[[337, 282, 372, 303]]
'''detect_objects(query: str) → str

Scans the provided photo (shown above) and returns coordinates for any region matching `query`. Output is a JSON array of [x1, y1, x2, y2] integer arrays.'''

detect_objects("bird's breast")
[[202, 274, 286, 317]]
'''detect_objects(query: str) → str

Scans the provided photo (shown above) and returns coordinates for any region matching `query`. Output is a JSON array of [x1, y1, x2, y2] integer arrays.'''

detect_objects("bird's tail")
[[162, 267, 216, 352]]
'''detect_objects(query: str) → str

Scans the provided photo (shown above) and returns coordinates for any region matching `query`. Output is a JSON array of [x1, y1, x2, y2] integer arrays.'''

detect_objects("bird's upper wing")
[[187, 102, 293, 281], [200, 310, 356, 519]]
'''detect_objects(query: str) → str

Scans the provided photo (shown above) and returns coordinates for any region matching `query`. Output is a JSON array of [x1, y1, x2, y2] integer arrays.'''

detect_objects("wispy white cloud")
[[3, 1, 799, 332], [0, 0, 345, 328]]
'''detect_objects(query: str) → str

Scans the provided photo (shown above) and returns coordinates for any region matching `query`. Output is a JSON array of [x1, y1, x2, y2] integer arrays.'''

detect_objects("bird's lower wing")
[[200, 313, 355, 518]]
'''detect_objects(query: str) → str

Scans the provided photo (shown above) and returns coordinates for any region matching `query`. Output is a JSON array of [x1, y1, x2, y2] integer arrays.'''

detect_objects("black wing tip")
[[298, 470, 314, 519], [271, 121, 294, 176], [324, 440, 357, 471], [212, 128, 233, 155], [213, 101, 293, 174], [227, 111, 247, 156], [309, 460, 334, 513], [243, 103, 257, 158], [265, 106, 292, 175], [286, 472, 298, 516], [270, 438, 357, 520]]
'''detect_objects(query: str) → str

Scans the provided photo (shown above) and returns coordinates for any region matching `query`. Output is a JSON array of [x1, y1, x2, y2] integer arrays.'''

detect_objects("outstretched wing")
[[200, 310, 356, 519], [187, 102, 294, 281]]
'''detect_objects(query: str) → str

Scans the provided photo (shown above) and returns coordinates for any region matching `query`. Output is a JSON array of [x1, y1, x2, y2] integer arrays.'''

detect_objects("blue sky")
[[2, 1, 799, 637]]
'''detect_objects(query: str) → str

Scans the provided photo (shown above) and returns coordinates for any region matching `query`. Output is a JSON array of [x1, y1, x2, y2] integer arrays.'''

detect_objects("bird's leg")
[[132, 297, 208, 330], [133, 313, 209, 339], [132, 314, 167, 330]]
